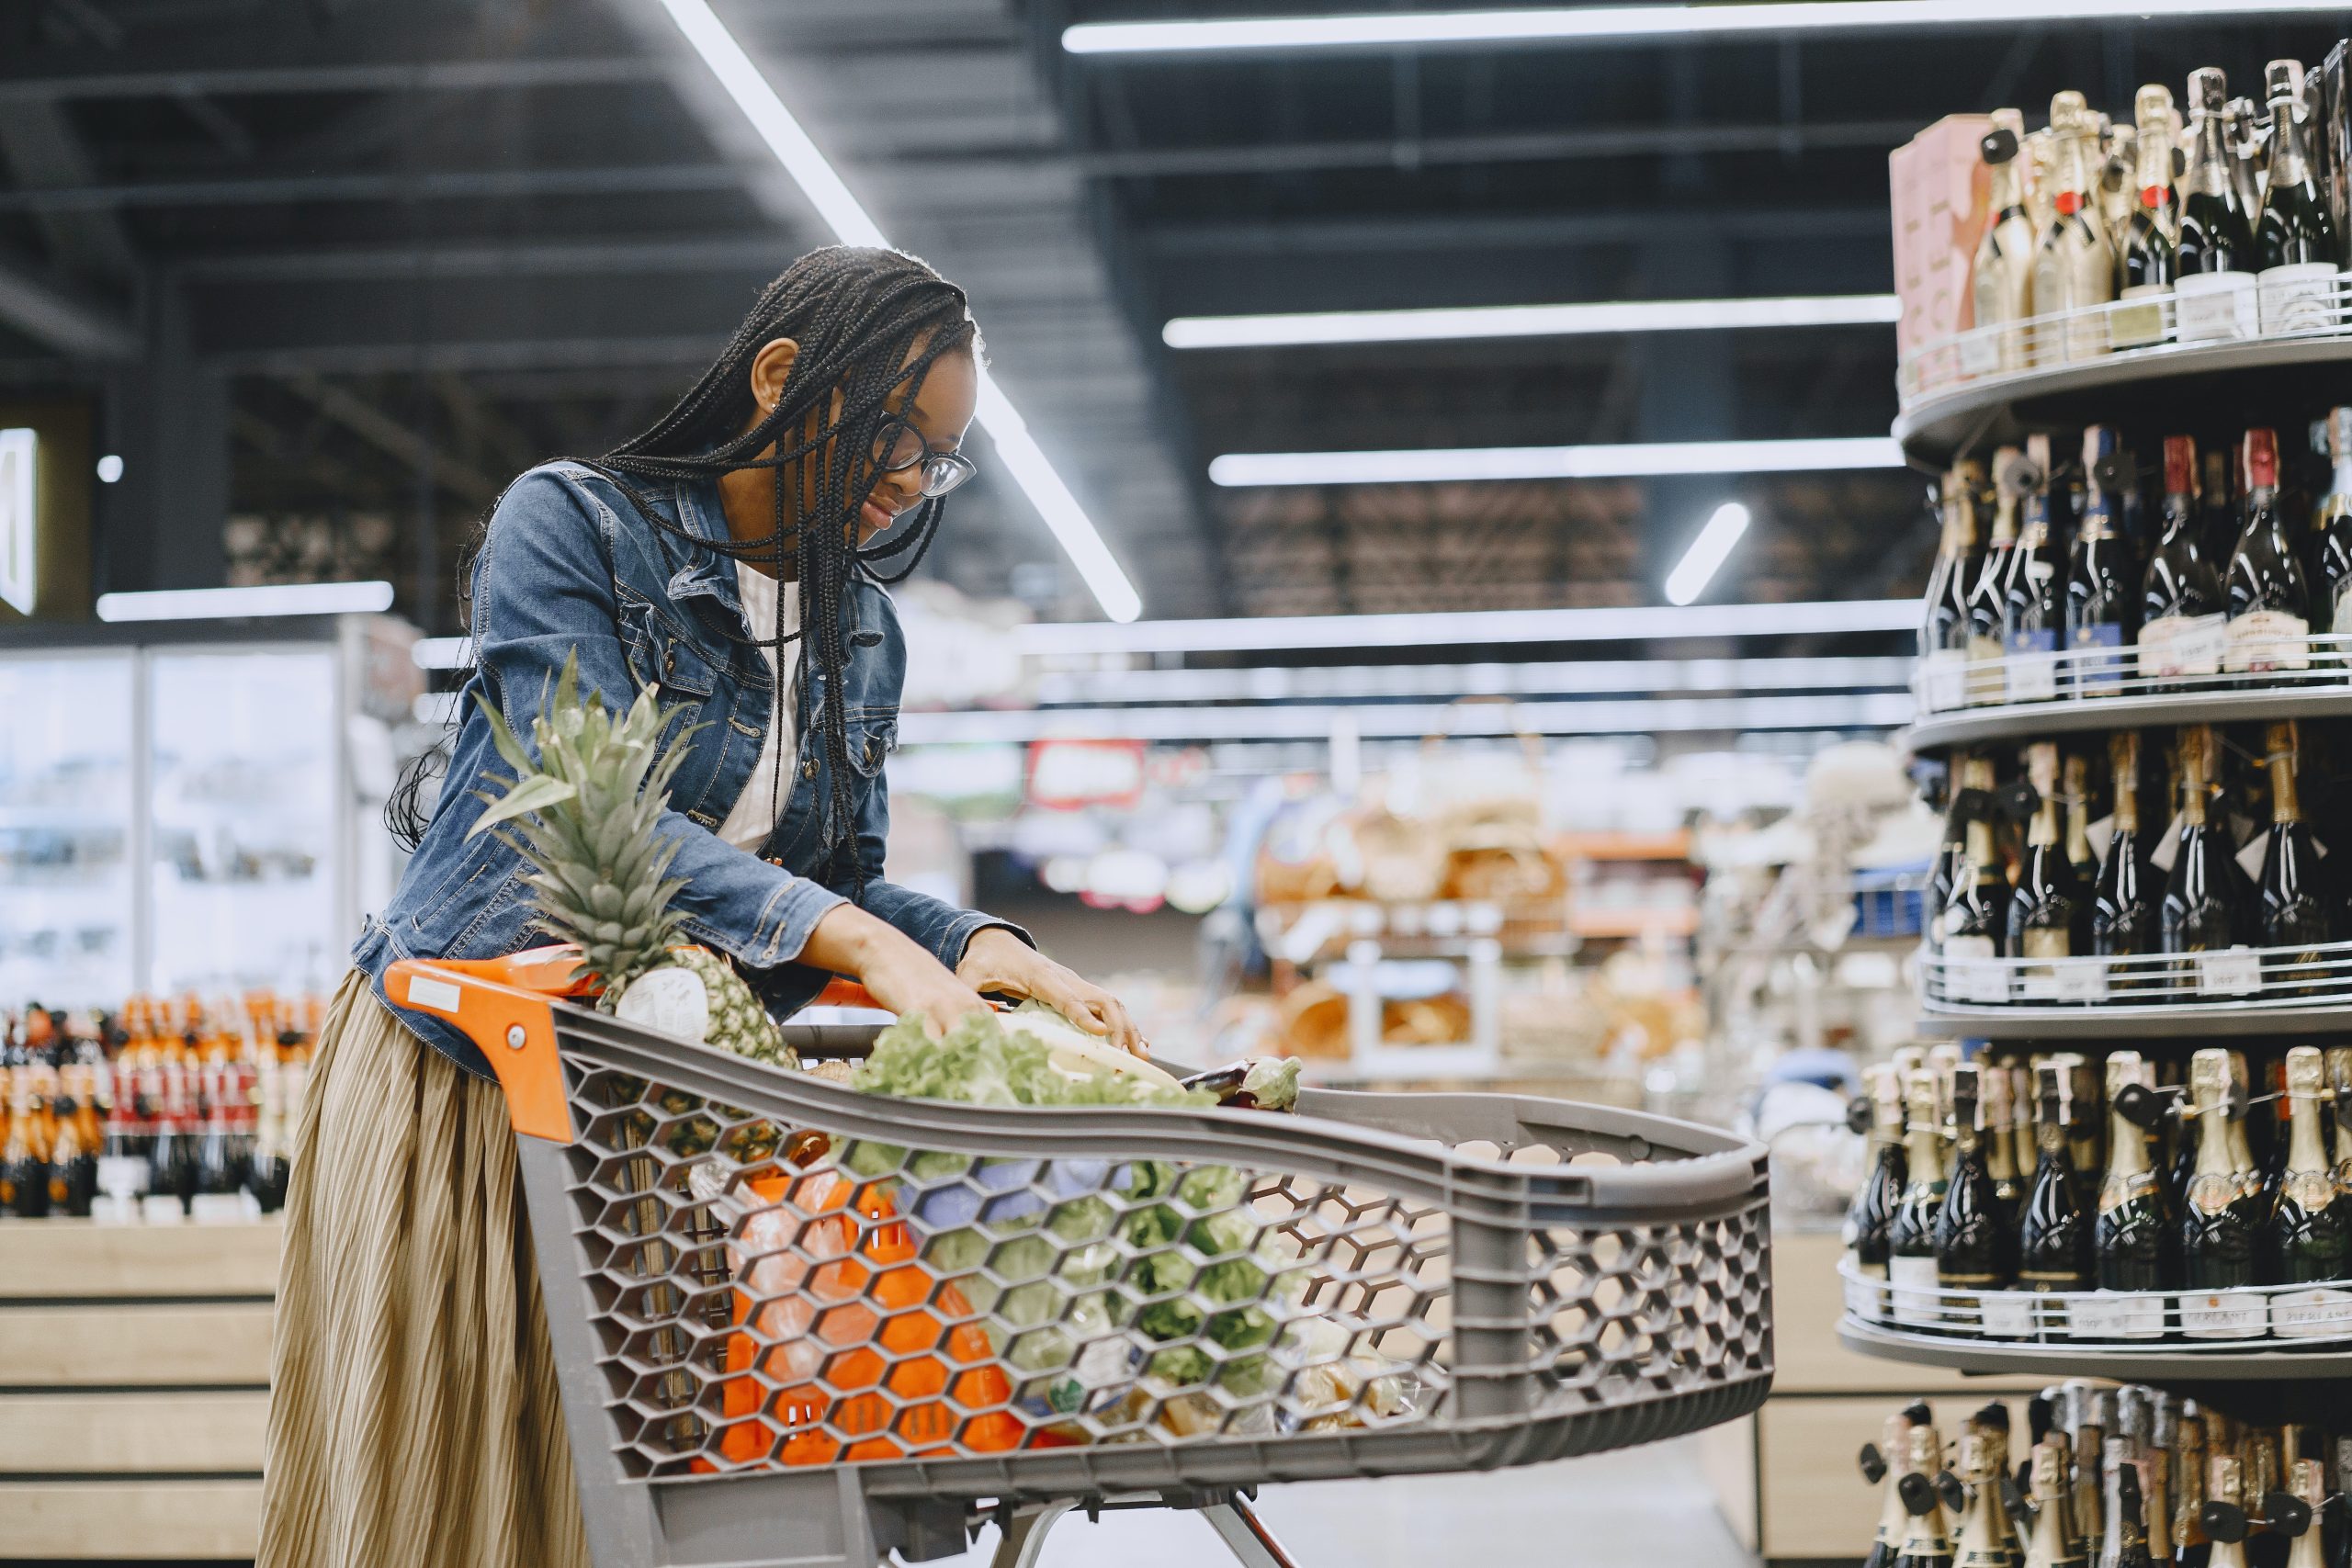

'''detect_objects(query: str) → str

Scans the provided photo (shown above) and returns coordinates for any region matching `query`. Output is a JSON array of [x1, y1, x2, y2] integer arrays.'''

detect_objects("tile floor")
[[930, 1436, 1755, 1566]]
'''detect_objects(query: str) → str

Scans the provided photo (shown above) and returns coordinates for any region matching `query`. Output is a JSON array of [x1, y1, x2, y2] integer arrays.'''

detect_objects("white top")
[[716, 562, 802, 854]]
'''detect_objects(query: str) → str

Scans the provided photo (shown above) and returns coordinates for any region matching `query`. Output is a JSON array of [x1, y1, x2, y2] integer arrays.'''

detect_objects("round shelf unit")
[[1915, 999, 2352, 1040], [1838, 1314, 2352, 1383], [1903, 682, 2352, 752], [1894, 312, 2352, 467]]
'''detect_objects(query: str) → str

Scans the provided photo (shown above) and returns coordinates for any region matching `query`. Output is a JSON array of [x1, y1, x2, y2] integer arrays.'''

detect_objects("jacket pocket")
[[848, 713, 898, 778], [401, 828, 506, 942], [617, 596, 718, 701]]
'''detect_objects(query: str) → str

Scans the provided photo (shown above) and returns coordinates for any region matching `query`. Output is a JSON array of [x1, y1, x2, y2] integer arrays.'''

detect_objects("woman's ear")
[[748, 336, 801, 413]]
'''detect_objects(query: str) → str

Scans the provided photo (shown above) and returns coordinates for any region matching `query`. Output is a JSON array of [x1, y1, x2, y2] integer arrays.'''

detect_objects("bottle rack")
[[1840, 286, 2352, 1403]]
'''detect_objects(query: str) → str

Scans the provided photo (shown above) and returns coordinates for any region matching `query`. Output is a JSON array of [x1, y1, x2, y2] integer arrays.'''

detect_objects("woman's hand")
[[806, 904, 989, 1039], [956, 928, 1148, 1056]]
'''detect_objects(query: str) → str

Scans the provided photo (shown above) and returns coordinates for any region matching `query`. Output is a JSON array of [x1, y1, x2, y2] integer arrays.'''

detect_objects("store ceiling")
[[0, 2, 2339, 632]]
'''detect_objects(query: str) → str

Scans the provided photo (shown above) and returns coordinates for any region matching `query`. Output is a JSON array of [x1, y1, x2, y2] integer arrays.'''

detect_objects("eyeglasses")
[[873, 416, 978, 500]]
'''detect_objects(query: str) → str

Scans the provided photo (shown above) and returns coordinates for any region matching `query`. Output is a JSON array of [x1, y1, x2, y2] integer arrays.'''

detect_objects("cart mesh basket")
[[390, 953, 1773, 1568]]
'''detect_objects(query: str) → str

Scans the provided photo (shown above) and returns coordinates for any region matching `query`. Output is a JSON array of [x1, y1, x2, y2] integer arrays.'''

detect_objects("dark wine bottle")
[[2064, 752, 2099, 891], [2114, 85, 2181, 351], [1970, 450, 2028, 705], [2313, 408, 2352, 641], [2011, 743, 2087, 999], [2256, 59, 2340, 333], [2140, 436, 2228, 687], [2019, 1060, 2094, 1295], [2162, 726, 2248, 962], [2096, 1052, 2177, 1320], [1848, 1063, 1908, 1282], [2094, 732, 2161, 975], [1938, 1065, 2018, 1319], [2006, 435, 2068, 703], [2225, 429, 2314, 679], [2067, 427, 2139, 694], [2203, 447, 2240, 569], [1889, 1069, 1952, 1327], [1925, 462, 1990, 711], [2176, 67, 2259, 342], [1942, 756, 2011, 982], [2257, 719, 2331, 989], [1930, 751, 1978, 945], [2181, 1048, 2268, 1338], [2268, 1047, 2352, 1335]]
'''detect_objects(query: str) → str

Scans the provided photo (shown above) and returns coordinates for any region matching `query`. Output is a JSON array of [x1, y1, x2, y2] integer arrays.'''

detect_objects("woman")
[[259, 246, 1141, 1568]]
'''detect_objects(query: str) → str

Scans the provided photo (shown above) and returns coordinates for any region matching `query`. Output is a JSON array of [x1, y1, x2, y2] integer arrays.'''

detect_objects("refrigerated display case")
[[0, 614, 422, 1006]]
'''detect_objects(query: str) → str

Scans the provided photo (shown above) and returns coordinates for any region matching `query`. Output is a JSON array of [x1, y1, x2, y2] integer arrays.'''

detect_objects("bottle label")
[[2335, 575, 2352, 645], [2018, 928, 2069, 1001], [94, 1154, 149, 1197], [1978, 1292, 2036, 1338], [1888, 1251, 1943, 1326], [189, 1192, 248, 1225], [2180, 1290, 2268, 1339], [2110, 282, 2172, 348], [2138, 612, 2227, 677], [2068, 621, 2127, 693], [1957, 325, 2002, 377], [2005, 626, 2061, 702], [2066, 1290, 2168, 1339], [2224, 608, 2312, 672], [2270, 1286, 2352, 1337], [2256, 261, 2342, 333], [1939, 939, 2009, 1003], [1965, 633, 2007, 705], [1923, 648, 1970, 712], [1843, 1272, 1890, 1317], [2195, 946, 2263, 995], [2176, 270, 2260, 341], [139, 1193, 187, 1225]]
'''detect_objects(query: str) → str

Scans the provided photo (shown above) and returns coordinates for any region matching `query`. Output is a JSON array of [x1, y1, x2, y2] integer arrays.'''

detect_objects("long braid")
[[389, 246, 979, 900]]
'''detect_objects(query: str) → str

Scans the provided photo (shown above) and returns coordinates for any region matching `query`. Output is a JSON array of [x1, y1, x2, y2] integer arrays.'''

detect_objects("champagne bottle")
[[1926, 463, 1992, 709], [1932, 752, 1980, 942], [2103, 1453, 2156, 1568], [2007, 436, 2070, 702], [2256, 720, 2331, 987], [2095, 732, 2161, 972], [2028, 1438, 2092, 1568], [2177, 68, 2262, 341], [2069, 428, 2140, 693], [2117, 85, 2182, 349], [1984, 1062, 2027, 1228], [2267, 1047, 2352, 1335], [1849, 1063, 1909, 1282], [2034, 92, 2118, 361], [2071, 1387, 2108, 1552], [1939, 1064, 2019, 1323], [1899, 1422, 1961, 1568], [2181, 1048, 2268, 1337], [2225, 429, 2314, 677], [2020, 1059, 2094, 1296], [2175, 1415, 2211, 1568], [2163, 726, 2248, 964], [2064, 754, 2099, 890], [2256, 61, 2341, 333], [1973, 109, 2041, 375], [2327, 1047, 2352, 1198], [2312, 409, 2352, 641], [1892, 1069, 1953, 1326], [2013, 742, 2087, 996], [2141, 436, 2229, 685], [2203, 447, 2241, 568], [2208, 1456, 2251, 1568], [2285, 1460, 2326, 1568], [0, 1067, 51, 1219], [1871, 1409, 1922, 1568], [1973, 450, 2030, 705], [1942, 756, 2011, 990], [1959, 1428, 2022, 1568], [2095, 1052, 2177, 1331]]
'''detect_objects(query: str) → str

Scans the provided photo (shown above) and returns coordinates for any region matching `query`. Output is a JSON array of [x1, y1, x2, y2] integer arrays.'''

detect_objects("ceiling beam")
[[274, 375, 503, 507], [0, 162, 741, 212], [0, 247, 137, 359], [1144, 206, 1889, 258], [0, 56, 662, 102], [180, 233, 790, 282]]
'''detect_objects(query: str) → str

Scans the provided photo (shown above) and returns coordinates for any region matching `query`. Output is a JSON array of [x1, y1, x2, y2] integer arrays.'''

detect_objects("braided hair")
[[390, 246, 979, 898]]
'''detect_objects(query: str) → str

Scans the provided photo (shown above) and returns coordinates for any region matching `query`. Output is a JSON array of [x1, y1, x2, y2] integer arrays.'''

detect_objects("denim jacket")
[[352, 460, 1023, 1077]]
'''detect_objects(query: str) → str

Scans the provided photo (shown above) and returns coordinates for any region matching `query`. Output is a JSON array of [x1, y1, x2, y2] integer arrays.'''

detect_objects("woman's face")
[[742, 335, 978, 547]]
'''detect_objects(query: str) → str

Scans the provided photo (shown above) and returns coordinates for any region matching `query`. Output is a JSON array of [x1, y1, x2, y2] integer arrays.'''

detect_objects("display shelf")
[[1894, 310, 2352, 466], [1916, 999, 2352, 1039], [1838, 1314, 2352, 1382], [1918, 934, 2352, 1019], [1903, 682, 2352, 753]]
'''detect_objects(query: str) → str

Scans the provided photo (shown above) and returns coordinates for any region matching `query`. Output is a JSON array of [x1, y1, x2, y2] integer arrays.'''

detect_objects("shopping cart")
[[386, 949, 1775, 1568]]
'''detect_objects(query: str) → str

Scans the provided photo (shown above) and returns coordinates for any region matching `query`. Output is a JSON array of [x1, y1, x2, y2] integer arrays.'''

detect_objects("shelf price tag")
[[2196, 948, 2262, 997], [2270, 1287, 2352, 1338], [1946, 957, 2011, 1004], [2064, 1291, 2167, 1340], [2053, 959, 2109, 1003], [1977, 1293, 2035, 1338], [2180, 1291, 2269, 1339]]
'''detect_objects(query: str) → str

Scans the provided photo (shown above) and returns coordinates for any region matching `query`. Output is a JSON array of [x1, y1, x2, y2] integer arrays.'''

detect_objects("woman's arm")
[[472, 468, 988, 1033]]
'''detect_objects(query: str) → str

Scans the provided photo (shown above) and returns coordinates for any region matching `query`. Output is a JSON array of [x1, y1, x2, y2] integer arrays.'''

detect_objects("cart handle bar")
[[383, 947, 883, 1143]]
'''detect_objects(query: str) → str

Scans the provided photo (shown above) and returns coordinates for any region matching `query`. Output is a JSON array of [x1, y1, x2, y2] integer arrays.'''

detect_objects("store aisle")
[[934, 1436, 1751, 1567]]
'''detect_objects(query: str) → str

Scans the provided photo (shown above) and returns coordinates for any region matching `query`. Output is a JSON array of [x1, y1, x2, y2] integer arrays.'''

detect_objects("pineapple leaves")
[[468, 773, 577, 837]]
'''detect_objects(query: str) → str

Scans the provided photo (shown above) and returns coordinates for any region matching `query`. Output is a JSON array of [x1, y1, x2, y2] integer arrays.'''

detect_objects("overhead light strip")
[[1017, 597, 1917, 656], [1065, 1, 2346, 55], [901, 693, 1914, 745], [1163, 293, 1901, 348], [1033, 653, 1914, 705], [1664, 502, 1753, 607], [96, 580, 398, 623], [656, 0, 1143, 623], [1208, 435, 1904, 488]]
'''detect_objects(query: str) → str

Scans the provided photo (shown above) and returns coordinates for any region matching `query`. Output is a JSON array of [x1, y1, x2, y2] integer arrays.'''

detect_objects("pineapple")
[[469, 652, 794, 1067]]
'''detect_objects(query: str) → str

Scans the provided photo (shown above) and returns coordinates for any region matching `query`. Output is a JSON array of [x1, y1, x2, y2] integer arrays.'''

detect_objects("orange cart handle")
[[386, 945, 587, 1144], [813, 977, 882, 1010]]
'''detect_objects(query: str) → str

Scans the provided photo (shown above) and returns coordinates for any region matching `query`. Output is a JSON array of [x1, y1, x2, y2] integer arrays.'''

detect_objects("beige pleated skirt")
[[258, 968, 592, 1568]]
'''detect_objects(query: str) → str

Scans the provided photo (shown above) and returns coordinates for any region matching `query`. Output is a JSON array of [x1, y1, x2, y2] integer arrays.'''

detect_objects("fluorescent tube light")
[[1016, 598, 1917, 656], [1164, 294, 1901, 349], [1065, 2, 2347, 55], [656, 0, 1142, 624], [1034, 653, 1912, 705], [1665, 502, 1753, 606], [95, 580, 396, 623], [0, 429, 33, 616], [1208, 436, 1904, 488], [901, 693, 1914, 745], [411, 635, 473, 671]]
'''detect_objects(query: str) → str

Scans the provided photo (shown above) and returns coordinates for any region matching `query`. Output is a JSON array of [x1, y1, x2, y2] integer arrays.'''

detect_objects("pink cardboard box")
[[1890, 114, 1994, 361]]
